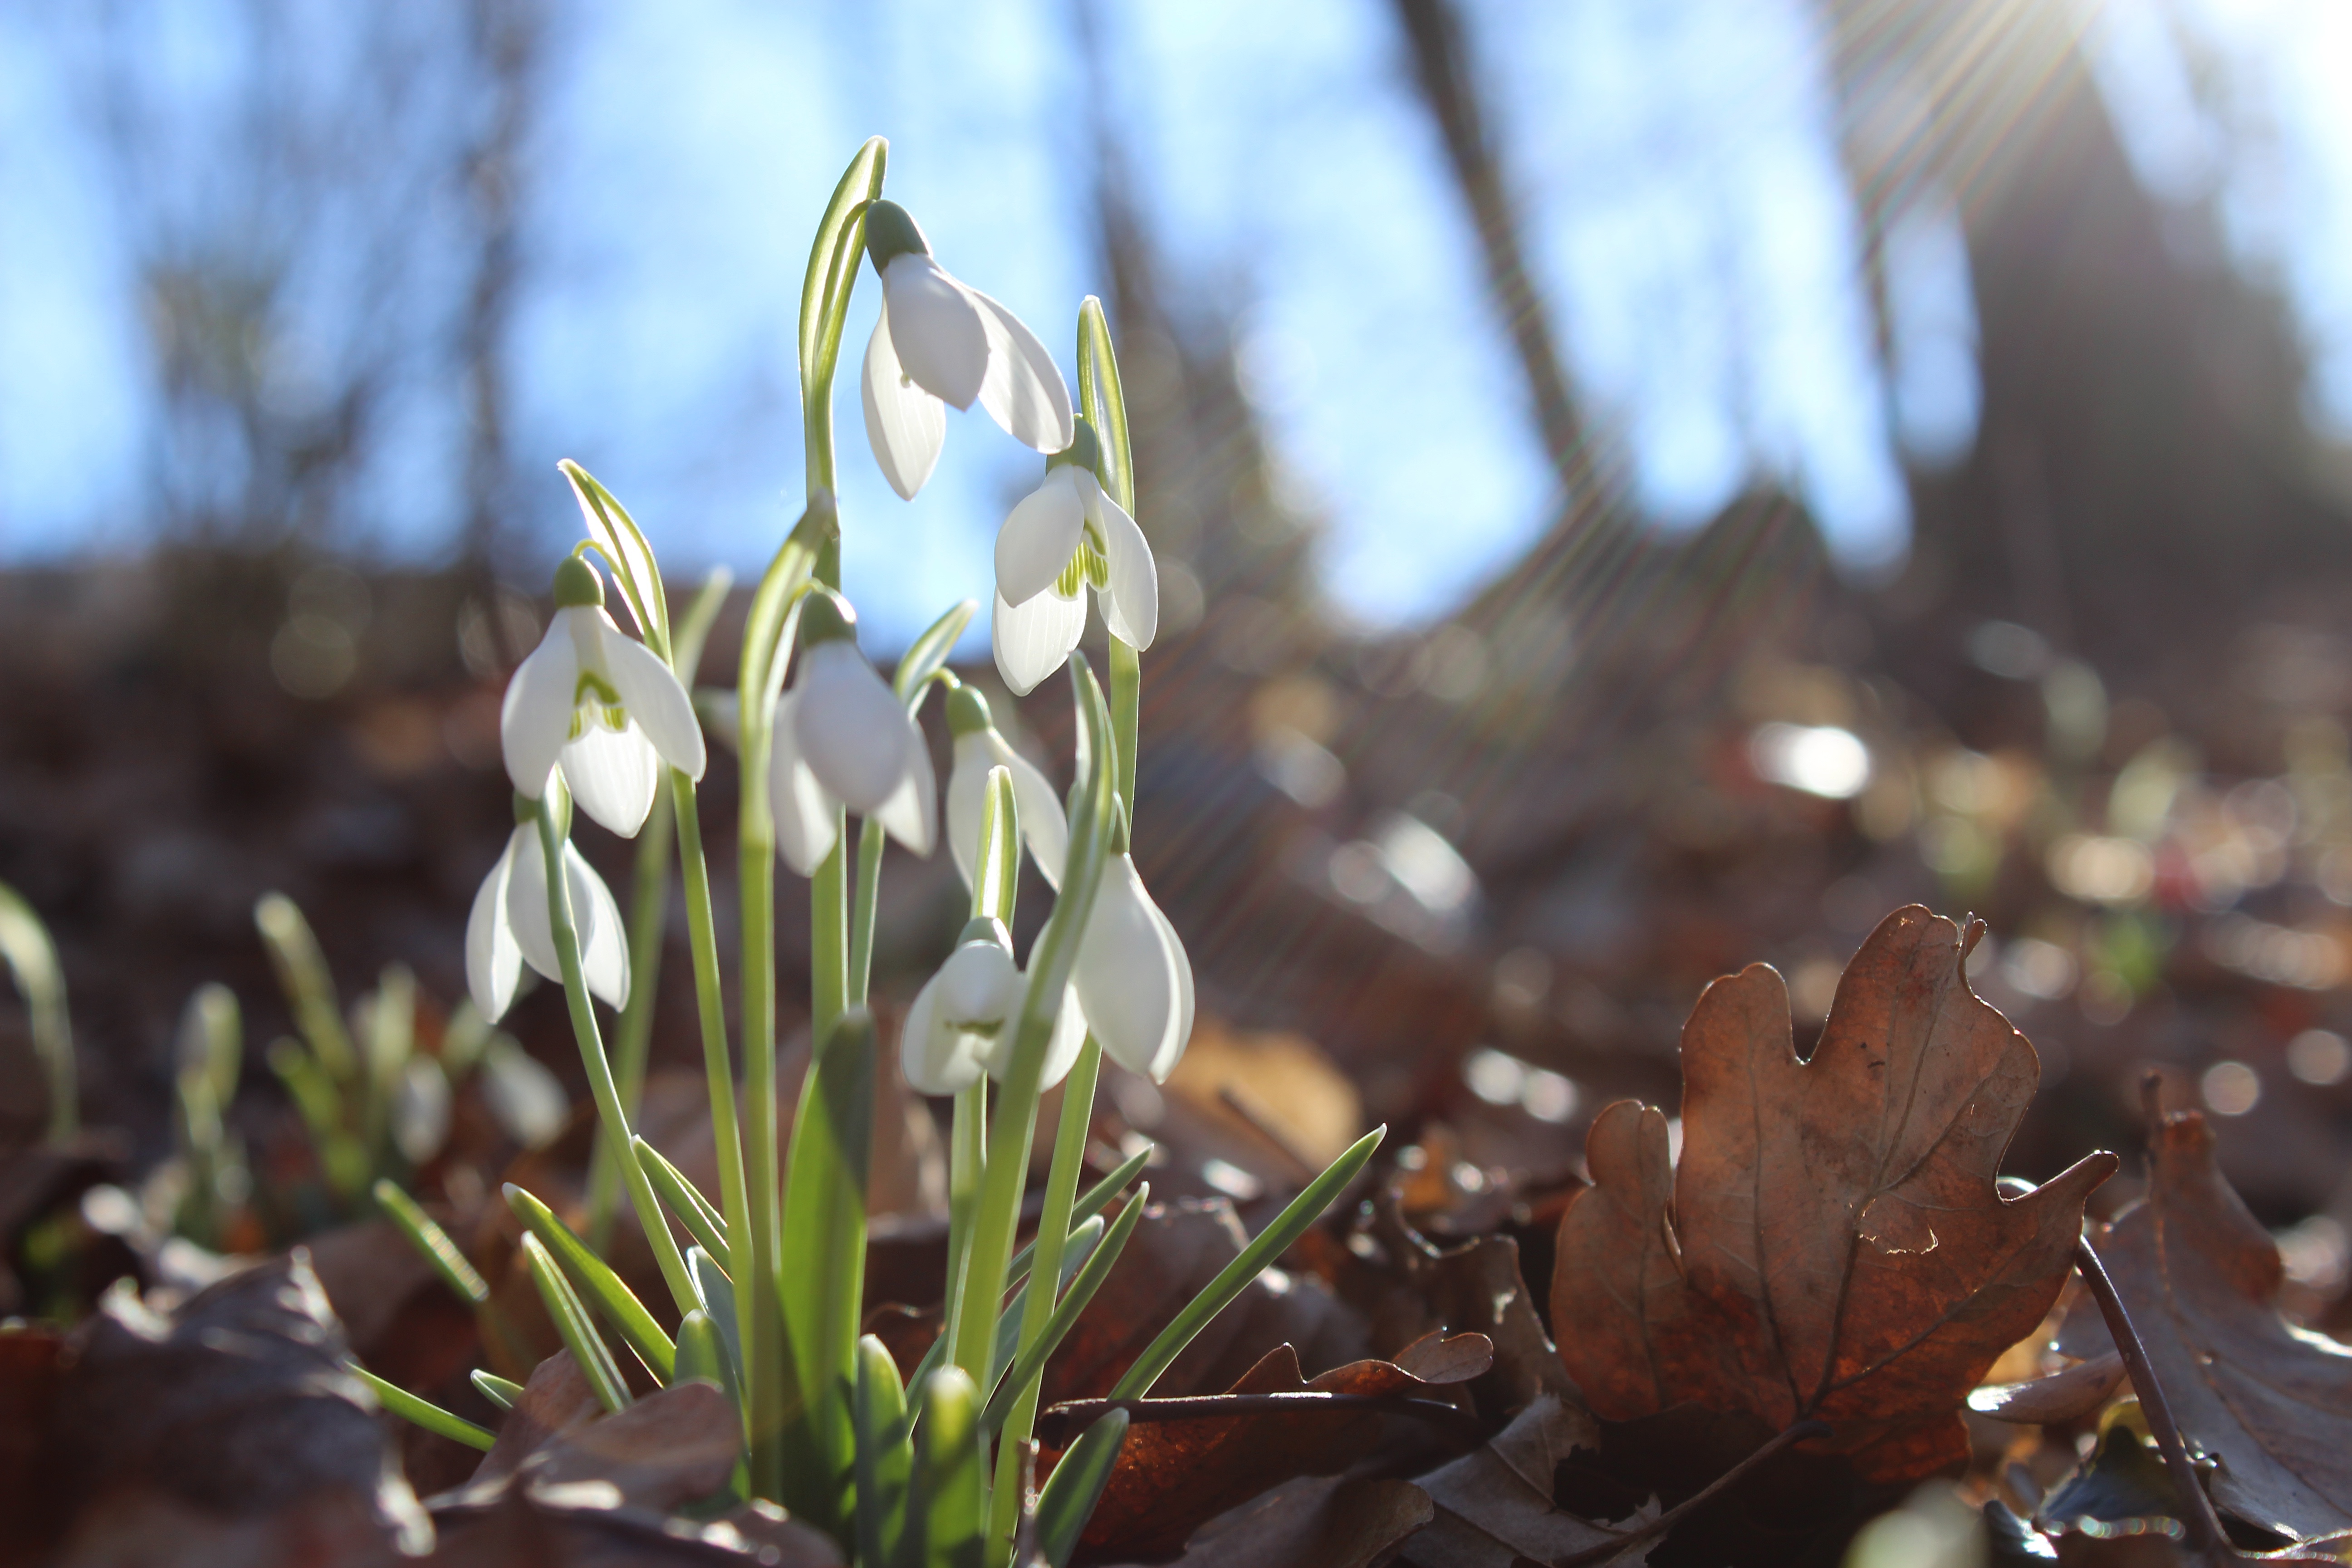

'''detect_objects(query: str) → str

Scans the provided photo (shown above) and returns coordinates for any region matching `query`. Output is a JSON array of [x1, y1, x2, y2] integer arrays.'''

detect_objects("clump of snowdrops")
[[341, 138, 1382, 1567]]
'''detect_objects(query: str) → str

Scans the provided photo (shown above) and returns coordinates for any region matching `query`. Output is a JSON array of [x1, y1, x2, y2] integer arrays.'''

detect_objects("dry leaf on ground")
[[1553, 906, 2117, 1481], [44, 1250, 431, 1556], [1071, 1330, 1492, 1561], [1156, 1475, 1435, 1568], [1403, 1393, 1633, 1568], [2057, 1108, 2352, 1541]]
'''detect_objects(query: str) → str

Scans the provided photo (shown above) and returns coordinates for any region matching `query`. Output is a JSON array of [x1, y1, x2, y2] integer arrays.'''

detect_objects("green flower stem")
[[941, 1075, 987, 1359], [590, 781, 675, 1250], [531, 802, 696, 1316], [947, 665, 1114, 1389], [0, 881, 76, 1142], [735, 758, 790, 1502], [847, 817, 885, 1006], [1108, 638, 1141, 814], [986, 1035, 1105, 1560], [350, 1364, 495, 1451], [667, 771, 748, 1299], [734, 522, 826, 1506]]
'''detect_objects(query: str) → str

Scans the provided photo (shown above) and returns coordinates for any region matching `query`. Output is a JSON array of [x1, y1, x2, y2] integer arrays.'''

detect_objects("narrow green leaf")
[[0, 881, 73, 1140], [635, 1136, 730, 1271], [854, 1334, 913, 1568], [913, 1142, 1154, 1399], [1076, 296, 1135, 516], [176, 982, 242, 1121], [267, 1038, 365, 1200], [1032, 1409, 1129, 1568], [505, 1184, 675, 1380], [559, 460, 671, 658], [350, 1362, 495, 1451], [973, 766, 1019, 930], [253, 893, 355, 1082], [798, 137, 888, 394], [673, 566, 735, 683], [470, 1369, 524, 1411], [520, 1232, 632, 1413], [676, 1308, 739, 1406], [892, 599, 978, 706], [1109, 1127, 1385, 1401], [986, 1215, 1105, 1404], [686, 1246, 746, 1399], [373, 1179, 490, 1306], [779, 1007, 877, 1518], [983, 1187, 1147, 1432], [903, 1367, 983, 1568]]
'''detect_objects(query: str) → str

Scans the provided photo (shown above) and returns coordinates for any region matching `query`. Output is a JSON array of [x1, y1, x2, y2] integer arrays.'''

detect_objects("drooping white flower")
[[1073, 853, 1193, 1082], [860, 200, 1074, 500], [992, 422, 1158, 696], [501, 557, 706, 837], [769, 591, 937, 876], [944, 685, 1068, 891], [466, 808, 629, 1023], [900, 920, 1088, 1096]]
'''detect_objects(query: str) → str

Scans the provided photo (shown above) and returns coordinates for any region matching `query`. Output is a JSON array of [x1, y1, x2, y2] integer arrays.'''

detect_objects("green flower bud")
[[955, 915, 1013, 952], [797, 588, 858, 648], [1044, 417, 1104, 482], [863, 200, 930, 275], [946, 683, 995, 739], [552, 555, 605, 609]]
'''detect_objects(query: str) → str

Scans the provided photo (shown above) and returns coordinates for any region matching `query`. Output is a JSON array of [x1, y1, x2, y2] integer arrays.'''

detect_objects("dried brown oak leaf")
[[1552, 906, 2117, 1482], [2057, 1107, 2352, 1541], [1073, 1331, 1492, 1562]]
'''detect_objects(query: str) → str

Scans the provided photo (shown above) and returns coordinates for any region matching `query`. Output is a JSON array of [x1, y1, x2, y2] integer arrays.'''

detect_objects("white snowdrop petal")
[[863, 307, 947, 501], [602, 628, 707, 781], [1033, 981, 1089, 1092], [966, 284, 1075, 452], [1092, 482, 1160, 651], [465, 835, 524, 1023], [500, 623, 581, 799], [568, 841, 632, 1011], [946, 733, 992, 890], [995, 468, 1088, 608], [560, 722, 660, 838], [1141, 889, 1195, 1082], [1075, 856, 1184, 1080], [768, 694, 841, 876], [505, 826, 562, 986], [991, 588, 1087, 697], [795, 642, 913, 811], [882, 254, 989, 411], [990, 731, 1069, 890], [899, 973, 981, 1096], [872, 716, 938, 857], [938, 941, 1021, 1023]]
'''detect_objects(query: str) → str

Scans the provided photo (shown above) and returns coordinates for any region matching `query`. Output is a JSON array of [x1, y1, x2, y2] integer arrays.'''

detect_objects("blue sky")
[[2, 0, 2347, 645]]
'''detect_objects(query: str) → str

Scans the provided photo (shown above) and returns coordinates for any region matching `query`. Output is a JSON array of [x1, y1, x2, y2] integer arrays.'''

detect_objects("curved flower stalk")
[[769, 590, 936, 876], [899, 918, 1086, 1096], [992, 420, 1158, 696], [1074, 847, 1194, 1083], [466, 791, 629, 1022], [501, 557, 707, 836], [859, 200, 1074, 500], [944, 686, 1068, 891]]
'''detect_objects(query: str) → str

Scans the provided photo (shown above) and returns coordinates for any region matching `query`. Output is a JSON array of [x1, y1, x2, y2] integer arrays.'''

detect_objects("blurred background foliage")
[[12, 0, 2352, 1334]]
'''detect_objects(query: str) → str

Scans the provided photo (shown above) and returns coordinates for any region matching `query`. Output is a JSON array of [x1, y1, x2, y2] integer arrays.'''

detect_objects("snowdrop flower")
[[861, 200, 1074, 500], [900, 919, 1087, 1095], [992, 421, 1158, 696], [769, 591, 936, 876], [1073, 850, 1193, 1082], [945, 685, 1068, 891], [501, 557, 706, 837], [466, 795, 629, 1022]]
